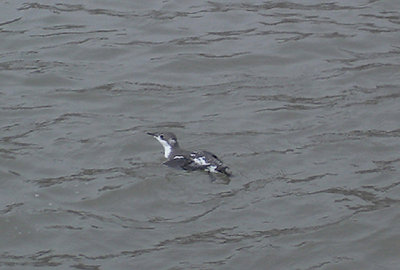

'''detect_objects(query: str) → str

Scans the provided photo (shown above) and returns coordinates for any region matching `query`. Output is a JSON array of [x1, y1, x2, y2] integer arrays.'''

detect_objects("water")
[[1, 0, 400, 269]]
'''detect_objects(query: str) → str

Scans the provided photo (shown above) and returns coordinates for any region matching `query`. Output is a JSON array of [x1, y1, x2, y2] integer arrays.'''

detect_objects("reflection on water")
[[1, 0, 400, 269]]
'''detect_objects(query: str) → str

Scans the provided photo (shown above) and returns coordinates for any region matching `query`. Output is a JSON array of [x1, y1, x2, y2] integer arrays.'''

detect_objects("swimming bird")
[[147, 132, 231, 180]]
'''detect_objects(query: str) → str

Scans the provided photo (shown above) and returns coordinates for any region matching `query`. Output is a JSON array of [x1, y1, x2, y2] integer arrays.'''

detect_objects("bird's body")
[[147, 132, 231, 179]]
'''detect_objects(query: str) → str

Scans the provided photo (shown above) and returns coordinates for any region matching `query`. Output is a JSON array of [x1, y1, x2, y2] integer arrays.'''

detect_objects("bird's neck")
[[163, 144, 172, 158]]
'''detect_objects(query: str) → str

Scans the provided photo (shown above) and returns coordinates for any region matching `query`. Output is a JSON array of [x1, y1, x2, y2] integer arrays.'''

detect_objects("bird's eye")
[[160, 134, 164, 139]]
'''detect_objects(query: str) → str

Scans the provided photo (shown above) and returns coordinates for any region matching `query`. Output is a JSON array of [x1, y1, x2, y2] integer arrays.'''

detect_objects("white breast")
[[156, 137, 172, 158]]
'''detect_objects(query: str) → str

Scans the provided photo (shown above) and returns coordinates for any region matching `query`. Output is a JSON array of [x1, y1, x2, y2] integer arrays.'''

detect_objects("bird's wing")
[[200, 151, 224, 165], [191, 151, 223, 166], [163, 155, 189, 169], [163, 155, 208, 171], [193, 151, 232, 176]]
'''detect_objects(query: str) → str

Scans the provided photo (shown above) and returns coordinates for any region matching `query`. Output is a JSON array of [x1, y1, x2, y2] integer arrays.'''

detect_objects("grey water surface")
[[1, 0, 400, 269]]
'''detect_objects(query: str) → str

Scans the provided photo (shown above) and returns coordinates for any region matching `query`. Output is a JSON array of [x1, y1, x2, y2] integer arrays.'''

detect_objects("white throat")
[[156, 137, 172, 158]]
